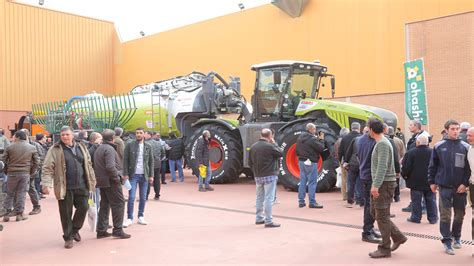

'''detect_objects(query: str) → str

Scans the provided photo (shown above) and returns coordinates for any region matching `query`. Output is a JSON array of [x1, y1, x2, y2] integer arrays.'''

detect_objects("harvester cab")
[[251, 60, 335, 122]]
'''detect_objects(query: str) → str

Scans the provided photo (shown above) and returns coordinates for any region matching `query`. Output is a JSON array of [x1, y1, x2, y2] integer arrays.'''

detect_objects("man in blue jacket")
[[428, 119, 471, 255]]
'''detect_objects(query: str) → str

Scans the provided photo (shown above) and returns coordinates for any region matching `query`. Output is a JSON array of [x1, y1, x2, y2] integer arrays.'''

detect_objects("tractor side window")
[[289, 69, 318, 102], [256, 68, 289, 118]]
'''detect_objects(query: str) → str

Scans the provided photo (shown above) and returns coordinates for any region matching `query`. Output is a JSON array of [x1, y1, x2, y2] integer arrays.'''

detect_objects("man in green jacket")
[[123, 128, 154, 227], [368, 119, 407, 258]]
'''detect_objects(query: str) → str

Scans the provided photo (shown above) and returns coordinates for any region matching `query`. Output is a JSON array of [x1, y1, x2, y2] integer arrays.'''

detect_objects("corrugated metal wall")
[[0, 0, 117, 111]]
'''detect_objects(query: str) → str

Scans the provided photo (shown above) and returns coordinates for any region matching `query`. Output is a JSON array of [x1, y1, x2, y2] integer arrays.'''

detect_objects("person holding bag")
[[41, 126, 97, 249]]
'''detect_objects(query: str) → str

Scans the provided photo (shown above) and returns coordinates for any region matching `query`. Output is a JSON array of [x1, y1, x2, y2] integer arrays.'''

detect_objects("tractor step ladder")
[[151, 87, 162, 133]]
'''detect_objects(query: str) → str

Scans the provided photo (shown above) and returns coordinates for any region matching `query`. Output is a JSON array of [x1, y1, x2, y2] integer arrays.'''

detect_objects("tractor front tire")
[[185, 124, 243, 184], [276, 123, 338, 192]]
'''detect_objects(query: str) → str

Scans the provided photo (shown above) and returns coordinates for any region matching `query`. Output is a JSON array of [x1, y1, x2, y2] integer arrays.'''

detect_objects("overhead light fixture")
[[39, 0, 44, 5], [139, 31, 145, 37], [238, 3, 245, 10]]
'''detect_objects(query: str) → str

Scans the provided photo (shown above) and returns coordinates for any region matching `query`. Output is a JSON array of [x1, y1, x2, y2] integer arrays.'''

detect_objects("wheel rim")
[[285, 143, 323, 180], [209, 139, 223, 171]]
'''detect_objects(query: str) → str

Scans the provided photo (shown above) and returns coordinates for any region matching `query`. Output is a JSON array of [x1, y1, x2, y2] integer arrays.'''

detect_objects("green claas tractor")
[[31, 60, 397, 192]]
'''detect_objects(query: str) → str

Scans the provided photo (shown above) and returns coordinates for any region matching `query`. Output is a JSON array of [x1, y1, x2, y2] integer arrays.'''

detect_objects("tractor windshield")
[[255, 68, 289, 118], [290, 68, 319, 99]]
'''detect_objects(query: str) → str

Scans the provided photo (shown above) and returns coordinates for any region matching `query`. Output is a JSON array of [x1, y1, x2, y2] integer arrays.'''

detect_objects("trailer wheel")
[[276, 123, 338, 192], [186, 124, 243, 184]]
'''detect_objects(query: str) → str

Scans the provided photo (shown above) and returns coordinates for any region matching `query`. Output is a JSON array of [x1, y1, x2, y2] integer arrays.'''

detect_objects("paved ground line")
[[160, 200, 473, 245]]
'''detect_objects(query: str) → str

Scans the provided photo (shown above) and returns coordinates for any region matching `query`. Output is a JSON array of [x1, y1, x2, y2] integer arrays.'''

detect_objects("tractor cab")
[[251, 60, 335, 122]]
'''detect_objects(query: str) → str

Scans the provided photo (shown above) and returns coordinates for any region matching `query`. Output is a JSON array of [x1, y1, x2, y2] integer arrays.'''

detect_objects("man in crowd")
[[401, 134, 437, 224], [154, 132, 168, 184], [249, 128, 282, 228], [114, 127, 125, 165], [41, 126, 96, 249], [145, 131, 164, 200], [76, 130, 89, 147], [428, 119, 470, 255], [368, 119, 406, 258], [465, 127, 474, 254], [388, 126, 405, 203], [88, 132, 103, 166], [339, 122, 362, 207], [335, 127, 349, 201], [296, 123, 325, 209], [123, 128, 154, 227], [196, 130, 214, 192], [459, 122, 470, 143], [357, 126, 382, 244], [35, 133, 49, 199], [403, 120, 431, 213], [94, 129, 130, 239], [2, 130, 39, 222], [167, 132, 185, 182], [383, 126, 401, 203], [19, 129, 44, 216]]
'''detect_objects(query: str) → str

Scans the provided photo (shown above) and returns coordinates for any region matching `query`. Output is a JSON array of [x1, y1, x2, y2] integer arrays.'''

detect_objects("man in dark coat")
[[401, 134, 437, 224], [167, 132, 185, 182], [296, 123, 325, 209], [94, 129, 130, 239], [196, 130, 214, 192]]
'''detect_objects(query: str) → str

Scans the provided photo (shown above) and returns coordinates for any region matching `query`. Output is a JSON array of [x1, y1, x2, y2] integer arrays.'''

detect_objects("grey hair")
[[306, 123, 316, 131], [60, 126, 73, 133], [339, 128, 350, 137], [416, 134, 429, 145], [102, 129, 115, 142], [388, 126, 395, 136], [202, 130, 210, 137], [460, 122, 471, 130], [89, 132, 102, 143], [350, 122, 361, 131], [410, 120, 422, 130], [114, 127, 124, 137]]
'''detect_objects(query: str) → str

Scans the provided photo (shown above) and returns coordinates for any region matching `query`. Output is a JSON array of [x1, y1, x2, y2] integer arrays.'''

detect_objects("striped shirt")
[[371, 136, 396, 188]]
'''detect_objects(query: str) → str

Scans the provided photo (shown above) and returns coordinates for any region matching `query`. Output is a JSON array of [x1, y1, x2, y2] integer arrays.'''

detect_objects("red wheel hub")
[[285, 143, 323, 180], [209, 139, 223, 171]]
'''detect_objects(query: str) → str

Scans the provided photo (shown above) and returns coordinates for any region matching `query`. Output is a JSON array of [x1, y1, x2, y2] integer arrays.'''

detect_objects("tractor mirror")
[[273, 71, 281, 85], [331, 76, 336, 97]]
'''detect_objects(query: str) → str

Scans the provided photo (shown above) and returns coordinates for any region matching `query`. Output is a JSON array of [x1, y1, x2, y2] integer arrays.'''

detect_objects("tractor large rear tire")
[[185, 124, 243, 184], [276, 123, 338, 192]]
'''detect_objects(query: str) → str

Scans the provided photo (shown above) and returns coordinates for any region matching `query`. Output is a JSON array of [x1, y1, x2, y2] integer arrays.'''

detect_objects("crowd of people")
[[0, 118, 472, 258]]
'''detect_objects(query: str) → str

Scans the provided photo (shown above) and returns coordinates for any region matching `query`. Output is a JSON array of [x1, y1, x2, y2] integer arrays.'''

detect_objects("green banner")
[[404, 59, 428, 125]]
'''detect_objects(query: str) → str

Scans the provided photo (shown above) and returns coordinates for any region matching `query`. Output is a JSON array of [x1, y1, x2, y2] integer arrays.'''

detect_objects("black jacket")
[[407, 130, 431, 151], [167, 137, 185, 160], [344, 137, 360, 172], [123, 140, 154, 179], [94, 142, 122, 188], [401, 145, 432, 191], [338, 131, 361, 162], [428, 138, 470, 188], [249, 139, 282, 177], [196, 137, 210, 166], [296, 132, 325, 162]]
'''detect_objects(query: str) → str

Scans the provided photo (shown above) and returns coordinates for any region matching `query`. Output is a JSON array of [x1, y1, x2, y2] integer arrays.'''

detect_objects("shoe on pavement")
[[453, 239, 461, 249], [112, 231, 131, 239], [255, 220, 265, 225], [443, 242, 455, 255], [309, 202, 323, 209], [198, 187, 207, 192], [97, 231, 112, 239], [29, 207, 41, 215], [391, 236, 408, 251], [3, 215, 10, 222], [15, 214, 28, 222], [369, 249, 391, 258], [401, 206, 412, 212], [64, 240, 73, 249], [345, 203, 354, 208], [154, 196, 160, 200], [205, 186, 214, 191], [138, 217, 148, 225], [264, 222, 281, 228], [123, 219, 133, 228], [73, 231, 81, 242], [372, 231, 382, 238], [362, 234, 382, 244], [390, 213, 396, 218], [406, 217, 420, 223], [298, 203, 306, 208], [428, 219, 438, 224]]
